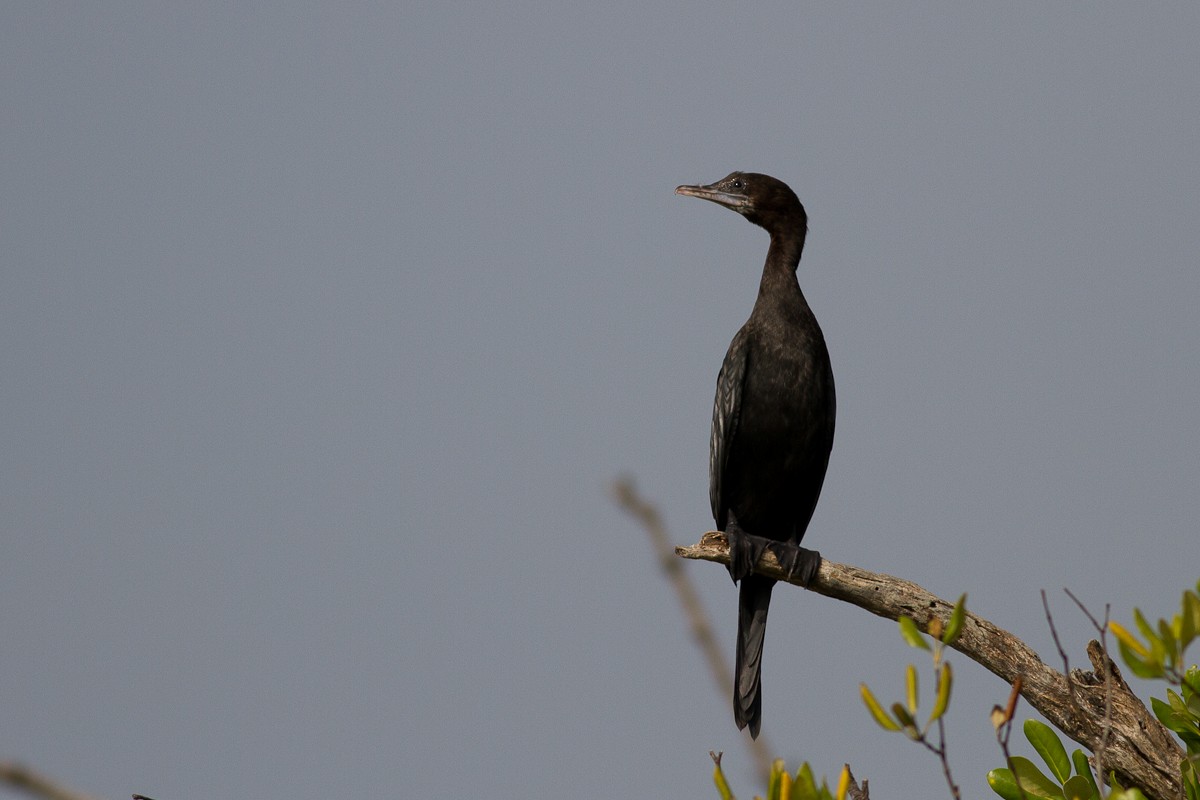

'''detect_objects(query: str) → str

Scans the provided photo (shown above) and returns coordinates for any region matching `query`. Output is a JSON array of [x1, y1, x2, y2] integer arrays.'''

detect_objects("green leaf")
[[891, 702, 919, 738], [1109, 770, 1125, 792], [1133, 609, 1168, 665], [898, 616, 930, 650], [712, 757, 734, 800], [835, 766, 850, 800], [1184, 666, 1200, 705], [1116, 640, 1165, 679], [1150, 696, 1184, 735], [944, 593, 967, 645], [1009, 755, 1066, 799], [1071, 750, 1099, 799], [987, 769, 1024, 800], [1183, 591, 1200, 648], [1184, 763, 1200, 800], [768, 758, 785, 800], [774, 768, 790, 800], [989, 764, 1070, 800], [1185, 674, 1200, 715], [1062, 775, 1095, 800], [1156, 690, 1200, 748], [860, 684, 901, 731], [1155, 695, 1200, 748], [794, 762, 817, 798], [1109, 790, 1150, 800], [1110, 621, 1148, 659], [1159, 618, 1179, 667], [905, 664, 919, 714], [929, 662, 953, 723], [1025, 718, 1071, 783], [1133, 608, 1157, 642]]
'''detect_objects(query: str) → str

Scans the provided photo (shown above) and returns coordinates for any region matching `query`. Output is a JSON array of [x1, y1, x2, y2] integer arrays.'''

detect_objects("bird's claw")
[[725, 522, 767, 584], [768, 543, 821, 587], [724, 520, 822, 587]]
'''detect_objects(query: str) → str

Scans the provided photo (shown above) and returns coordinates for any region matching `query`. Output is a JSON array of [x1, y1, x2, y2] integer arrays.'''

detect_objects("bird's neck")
[[757, 232, 805, 299]]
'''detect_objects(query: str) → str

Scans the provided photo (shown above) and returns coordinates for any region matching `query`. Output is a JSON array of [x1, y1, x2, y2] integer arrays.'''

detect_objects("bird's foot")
[[767, 543, 822, 587], [725, 522, 768, 584]]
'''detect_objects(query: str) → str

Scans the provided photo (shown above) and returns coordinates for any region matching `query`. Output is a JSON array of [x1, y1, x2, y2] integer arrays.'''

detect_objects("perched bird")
[[676, 172, 836, 738]]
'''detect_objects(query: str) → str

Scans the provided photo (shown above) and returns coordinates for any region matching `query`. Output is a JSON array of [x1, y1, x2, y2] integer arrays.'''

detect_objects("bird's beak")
[[675, 183, 751, 212]]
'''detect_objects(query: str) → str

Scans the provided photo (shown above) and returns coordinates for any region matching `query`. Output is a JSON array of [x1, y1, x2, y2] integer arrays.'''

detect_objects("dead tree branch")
[[676, 532, 1184, 800]]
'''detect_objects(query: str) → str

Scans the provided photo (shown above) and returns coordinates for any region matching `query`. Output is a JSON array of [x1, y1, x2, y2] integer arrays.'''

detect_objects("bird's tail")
[[734, 575, 775, 739]]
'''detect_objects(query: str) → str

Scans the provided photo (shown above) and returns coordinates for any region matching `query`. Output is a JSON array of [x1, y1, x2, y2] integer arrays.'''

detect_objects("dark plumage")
[[676, 172, 836, 738]]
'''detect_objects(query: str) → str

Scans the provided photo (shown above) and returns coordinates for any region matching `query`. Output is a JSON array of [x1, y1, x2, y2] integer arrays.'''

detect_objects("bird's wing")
[[710, 329, 750, 528]]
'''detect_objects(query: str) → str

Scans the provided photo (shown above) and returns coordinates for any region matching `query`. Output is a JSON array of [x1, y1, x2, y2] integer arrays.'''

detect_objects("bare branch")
[[993, 680, 1031, 800], [676, 532, 1185, 800], [1064, 588, 1117, 797], [613, 478, 733, 697], [908, 714, 961, 800], [0, 763, 103, 800], [1042, 590, 1071, 675], [844, 764, 870, 800], [611, 478, 775, 783]]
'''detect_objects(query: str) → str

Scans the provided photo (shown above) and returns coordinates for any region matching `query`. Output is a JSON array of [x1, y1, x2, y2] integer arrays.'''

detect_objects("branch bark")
[[676, 532, 1185, 800]]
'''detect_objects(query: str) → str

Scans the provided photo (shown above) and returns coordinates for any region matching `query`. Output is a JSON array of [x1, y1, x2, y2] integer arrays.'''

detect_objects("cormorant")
[[676, 172, 836, 739]]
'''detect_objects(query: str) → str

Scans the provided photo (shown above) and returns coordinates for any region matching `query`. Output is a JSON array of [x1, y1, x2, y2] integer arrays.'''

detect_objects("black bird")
[[676, 172, 836, 738]]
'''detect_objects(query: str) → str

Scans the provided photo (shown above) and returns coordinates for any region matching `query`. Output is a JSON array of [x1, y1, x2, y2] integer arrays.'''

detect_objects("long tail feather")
[[734, 575, 775, 738]]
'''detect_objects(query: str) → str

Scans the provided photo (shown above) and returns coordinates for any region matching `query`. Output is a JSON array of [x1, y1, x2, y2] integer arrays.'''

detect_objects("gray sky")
[[3, 4, 1198, 799]]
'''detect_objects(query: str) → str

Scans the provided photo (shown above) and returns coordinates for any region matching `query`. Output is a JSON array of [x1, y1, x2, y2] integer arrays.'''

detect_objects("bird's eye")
[[732, 179, 743, 189]]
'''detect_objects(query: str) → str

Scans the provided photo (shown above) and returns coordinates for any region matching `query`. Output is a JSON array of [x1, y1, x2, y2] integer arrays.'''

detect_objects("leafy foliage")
[[859, 594, 964, 738], [986, 580, 1200, 800], [711, 755, 850, 800], [857, 594, 965, 797], [1108, 581, 1200, 800], [986, 720, 1107, 800], [1110, 582, 1200, 686], [707, 582, 1200, 800]]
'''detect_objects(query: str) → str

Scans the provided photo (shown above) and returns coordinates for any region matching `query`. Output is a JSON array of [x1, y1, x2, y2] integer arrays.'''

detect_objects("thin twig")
[[0, 763, 103, 800], [1042, 590, 1070, 674], [908, 636, 961, 800], [612, 477, 774, 783], [911, 715, 962, 800], [994, 679, 1030, 800]]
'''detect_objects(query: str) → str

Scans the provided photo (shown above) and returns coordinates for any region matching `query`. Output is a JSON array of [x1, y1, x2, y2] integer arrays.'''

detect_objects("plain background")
[[3, 4, 1198, 799]]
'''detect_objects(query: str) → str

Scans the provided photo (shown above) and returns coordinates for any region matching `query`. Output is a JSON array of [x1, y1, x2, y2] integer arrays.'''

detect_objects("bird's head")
[[675, 172, 806, 237]]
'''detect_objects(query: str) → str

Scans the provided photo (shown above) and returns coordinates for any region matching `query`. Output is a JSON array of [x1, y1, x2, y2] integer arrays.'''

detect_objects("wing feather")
[[709, 329, 750, 528]]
